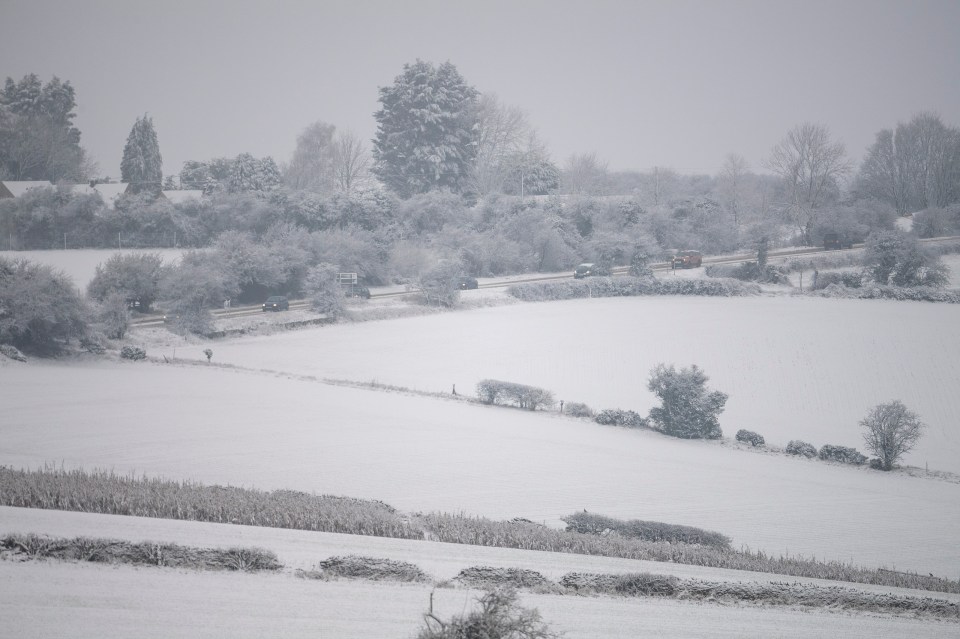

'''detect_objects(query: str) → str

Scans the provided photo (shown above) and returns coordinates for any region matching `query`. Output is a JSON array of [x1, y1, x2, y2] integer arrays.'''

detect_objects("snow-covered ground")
[[4, 248, 960, 636], [1, 507, 954, 639], [3, 351, 959, 577]]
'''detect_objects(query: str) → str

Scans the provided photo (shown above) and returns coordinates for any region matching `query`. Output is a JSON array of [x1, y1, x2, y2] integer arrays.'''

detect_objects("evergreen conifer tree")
[[121, 114, 162, 194]]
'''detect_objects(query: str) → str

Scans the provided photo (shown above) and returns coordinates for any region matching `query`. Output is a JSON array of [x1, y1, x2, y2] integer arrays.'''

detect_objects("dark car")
[[823, 233, 853, 250], [262, 295, 289, 311], [457, 276, 479, 290], [346, 286, 371, 299], [671, 250, 703, 268], [573, 263, 609, 279]]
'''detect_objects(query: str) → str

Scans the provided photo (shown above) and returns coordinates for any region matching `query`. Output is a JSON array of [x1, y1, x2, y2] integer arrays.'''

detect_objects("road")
[[131, 235, 960, 328]]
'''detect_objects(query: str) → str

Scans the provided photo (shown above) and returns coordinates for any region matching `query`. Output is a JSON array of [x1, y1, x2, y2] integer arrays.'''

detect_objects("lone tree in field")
[[647, 364, 728, 439], [860, 400, 925, 471]]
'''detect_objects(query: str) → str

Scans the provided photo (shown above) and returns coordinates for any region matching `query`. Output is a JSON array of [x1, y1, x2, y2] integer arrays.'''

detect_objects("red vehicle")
[[671, 250, 703, 268]]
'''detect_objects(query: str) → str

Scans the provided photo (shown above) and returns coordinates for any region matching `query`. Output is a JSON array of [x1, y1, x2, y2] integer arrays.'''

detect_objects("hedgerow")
[[560, 571, 960, 619], [5, 466, 957, 594], [476, 379, 555, 411], [562, 511, 731, 549], [786, 440, 818, 458], [507, 276, 760, 302], [735, 430, 765, 447], [819, 444, 868, 465], [0, 533, 281, 572], [0, 466, 419, 539], [594, 409, 646, 428], [297, 555, 431, 582]]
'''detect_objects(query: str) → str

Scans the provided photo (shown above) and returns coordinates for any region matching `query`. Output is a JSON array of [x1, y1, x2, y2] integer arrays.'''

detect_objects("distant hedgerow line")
[[2, 466, 957, 594]]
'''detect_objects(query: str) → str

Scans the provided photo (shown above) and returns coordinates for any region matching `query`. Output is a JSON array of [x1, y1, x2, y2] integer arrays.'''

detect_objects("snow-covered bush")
[[704, 262, 789, 284], [818, 444, 867, 465], [454, 566, 554, 590], [475, 379, 555, 411], [562, 511, 731, 549], [735, 429, 765, 447], [785, 440, 818, 458], [417, 588, 559, 639], [0, 344, 27, 362], [564, 402, 593, 418], [507, 276, 760, 302], [594, 409, 646, 428], [303, 555, 430, 582], [119, 346, 146, 361], [647, 364, 727, 439], [811, 271, 863, 290]]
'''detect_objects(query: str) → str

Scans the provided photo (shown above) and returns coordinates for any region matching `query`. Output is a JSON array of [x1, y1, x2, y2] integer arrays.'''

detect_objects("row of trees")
[[647, 363, 924, 471]]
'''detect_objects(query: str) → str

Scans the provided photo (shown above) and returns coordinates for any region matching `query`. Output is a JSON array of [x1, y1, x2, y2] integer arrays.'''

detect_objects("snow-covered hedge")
[[735, 429, 765, 447], [564, 402, 594, 418], [454, 566, 555, 590], [810, 283, 960, 303], [507, 276, 760, 302], [786, 440, 818, 458], [594, 409, 646, 428], [704, 262, 789, 284], [560, 571, 960, 617], [562, 511, 731, 549], [119, 346, 146, 360], [818, 444, 868, 465], [475, 379, 555, 411], [301, 555, 431, 582]]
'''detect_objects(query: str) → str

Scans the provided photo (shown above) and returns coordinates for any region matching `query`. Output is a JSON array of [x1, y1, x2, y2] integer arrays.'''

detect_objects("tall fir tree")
[[121, 114, 162, 194], [372, 60, 479, 198]]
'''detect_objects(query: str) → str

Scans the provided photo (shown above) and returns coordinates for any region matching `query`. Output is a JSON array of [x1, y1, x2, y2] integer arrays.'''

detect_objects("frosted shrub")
[[594, 409, 646, 428], [475, 379, 555, 411], [418, 588, 559, 639], [507, 276, 760, 302], [455, 566, 554, 590], [818, 444, 867, 465], [811, 271, 863, 290], [307, 555, 430, 582], [119, 346, 146, 361], [564, 402, 593, 418], [647, 364, 727, 439], [562, 511, 731, 549], [785, 440, 818, 458], [735, 430, 765, 447]]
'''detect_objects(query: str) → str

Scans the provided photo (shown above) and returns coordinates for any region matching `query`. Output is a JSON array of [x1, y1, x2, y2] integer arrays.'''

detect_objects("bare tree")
[[285, 121, 336, 192], [766, 123, 852, 244], [717, 153, 749, 226], [468, 94, 531, 196], [563, 152, 609, 195], [331, 130, 370, 195], [860, 400, 925, 471]]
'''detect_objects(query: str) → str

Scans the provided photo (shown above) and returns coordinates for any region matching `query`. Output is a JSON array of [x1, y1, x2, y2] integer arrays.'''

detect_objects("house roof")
[[161, 190, 204, 205], [0, 180, 54, 198]]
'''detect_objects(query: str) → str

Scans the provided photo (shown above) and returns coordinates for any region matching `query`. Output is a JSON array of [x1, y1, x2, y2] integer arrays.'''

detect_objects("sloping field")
[[1, 507, 955, 639], [3, 359, 958, 577], [157, 296, 960, 475]]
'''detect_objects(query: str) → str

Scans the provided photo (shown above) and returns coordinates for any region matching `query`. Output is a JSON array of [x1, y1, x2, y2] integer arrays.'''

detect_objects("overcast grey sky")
[[3, 0, 958, 179]]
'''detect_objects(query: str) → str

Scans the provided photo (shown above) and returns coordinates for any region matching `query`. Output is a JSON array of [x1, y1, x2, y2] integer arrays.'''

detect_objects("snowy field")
[[147, 295, 960, 476], [3, 249, 960, 635], [2, 507, 955, 639]]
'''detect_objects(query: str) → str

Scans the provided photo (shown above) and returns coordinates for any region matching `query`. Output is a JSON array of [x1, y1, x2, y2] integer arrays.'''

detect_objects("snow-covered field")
[[3, 321, 959, 577], [3, 248, 960, 636], [2, 507, 955, 639]]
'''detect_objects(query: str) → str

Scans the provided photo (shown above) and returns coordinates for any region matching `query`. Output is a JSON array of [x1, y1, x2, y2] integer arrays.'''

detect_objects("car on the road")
[[262, 295, 289, 311], [573, 263, 609, 279], [823, 233, 853, 250], [671, 250, 703, 268], [457, 276, 479, 290]]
